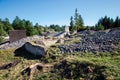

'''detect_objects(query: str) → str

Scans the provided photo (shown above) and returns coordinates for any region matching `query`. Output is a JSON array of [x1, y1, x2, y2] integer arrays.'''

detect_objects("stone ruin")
[[9, 30, 26, 43], [64, 26, 70, 35]]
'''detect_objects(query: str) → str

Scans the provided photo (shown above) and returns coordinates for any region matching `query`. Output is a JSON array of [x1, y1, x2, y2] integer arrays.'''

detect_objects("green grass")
[[118, 42, 120, 48], [0, 48, 40, 80], [0, 48, 16, 63], [0, 37, 4, 43], [64, 37, 80, 45], [0, 48, 120, 80], [34, 51, 120, 80]]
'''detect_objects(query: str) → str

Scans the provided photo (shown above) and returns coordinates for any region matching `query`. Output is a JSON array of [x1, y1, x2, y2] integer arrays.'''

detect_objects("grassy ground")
[[0, 48, 120, 80]]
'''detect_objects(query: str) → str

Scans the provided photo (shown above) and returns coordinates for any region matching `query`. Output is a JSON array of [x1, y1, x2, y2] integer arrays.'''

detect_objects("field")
[[0, 47, 120, 80]]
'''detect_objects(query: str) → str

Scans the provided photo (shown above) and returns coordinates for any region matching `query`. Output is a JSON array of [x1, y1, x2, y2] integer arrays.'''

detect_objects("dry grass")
[[0, 48, 120, 80]]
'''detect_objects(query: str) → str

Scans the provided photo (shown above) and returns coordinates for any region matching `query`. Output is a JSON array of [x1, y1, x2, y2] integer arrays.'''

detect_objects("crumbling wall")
[[9, 30, 26, 43]]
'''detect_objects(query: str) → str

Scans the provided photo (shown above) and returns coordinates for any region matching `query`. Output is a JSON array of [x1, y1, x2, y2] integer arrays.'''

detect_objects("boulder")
[[23, 42, 47, 57]]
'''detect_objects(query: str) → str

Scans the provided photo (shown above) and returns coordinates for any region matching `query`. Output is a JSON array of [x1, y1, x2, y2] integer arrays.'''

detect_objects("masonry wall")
[[9, 30, 26, 43]]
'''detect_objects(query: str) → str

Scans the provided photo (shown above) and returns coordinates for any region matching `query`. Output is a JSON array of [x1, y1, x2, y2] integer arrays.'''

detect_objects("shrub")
[[0, 36, 4, 43]]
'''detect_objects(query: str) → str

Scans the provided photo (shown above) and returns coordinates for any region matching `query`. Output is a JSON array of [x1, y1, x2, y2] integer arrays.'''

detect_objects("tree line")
[[0, 16, 64, 37], [0, 8, 120, 37], [94, 16, 120, 30], [69, 8, 120, 32]]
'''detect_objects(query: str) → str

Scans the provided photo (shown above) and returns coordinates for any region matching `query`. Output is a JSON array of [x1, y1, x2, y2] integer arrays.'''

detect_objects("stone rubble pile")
[[0, 35, 42, 49], [59, 28, 120, 53]]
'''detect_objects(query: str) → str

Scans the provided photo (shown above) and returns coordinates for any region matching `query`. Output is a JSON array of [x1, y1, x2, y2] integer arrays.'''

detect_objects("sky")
[[0, 0, 120, 26]]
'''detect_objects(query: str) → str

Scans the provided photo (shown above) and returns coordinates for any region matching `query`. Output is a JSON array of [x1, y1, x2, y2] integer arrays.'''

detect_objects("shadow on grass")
[[53, 59, 106, 80], [0, 60, 21, 70]]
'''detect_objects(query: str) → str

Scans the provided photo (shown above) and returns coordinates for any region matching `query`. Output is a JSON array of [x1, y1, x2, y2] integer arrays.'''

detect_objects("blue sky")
[[0, 0, 120, 26]]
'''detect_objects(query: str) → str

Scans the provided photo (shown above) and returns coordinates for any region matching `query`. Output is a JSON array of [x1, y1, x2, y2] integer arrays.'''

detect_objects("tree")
[[34, 23, 43, 34], [54, 25, 63, 31], [89, 26, 95, 30], [25, 20, 39, 36], [74, 8, 84, 31], [0, 22, 7, 36], [12, 16, 21, 29], [34, 23, 39, 28], [0, 36, 4, 43], [36, 25, 43, 34], [74, 8, 79, 31], [12, 16, 25, 30], [3, 18, 13, 33], [96, 16, 115, 29], [114, 16, 120, 27], [110, 18, 114, 28], [78, 15, 84, 30], [101, 16, 108, 29], [69, 16, 74, 31], [19, 19, 26, 29], [49, 24, 63, 32], [25, 20, 34, 36], [95, 24, 104, 30]]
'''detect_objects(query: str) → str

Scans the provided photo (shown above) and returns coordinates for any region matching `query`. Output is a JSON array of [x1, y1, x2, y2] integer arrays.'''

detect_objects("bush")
[[0, 26, 7, 36], [0, 37, 4, 43], [96, 24, 104, 30]]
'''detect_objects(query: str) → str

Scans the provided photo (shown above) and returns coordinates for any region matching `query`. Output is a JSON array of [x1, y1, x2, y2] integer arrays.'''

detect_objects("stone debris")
[[1, 28, 120, 54], [59, 28, 120, 53], [0, 35, 41, 49]]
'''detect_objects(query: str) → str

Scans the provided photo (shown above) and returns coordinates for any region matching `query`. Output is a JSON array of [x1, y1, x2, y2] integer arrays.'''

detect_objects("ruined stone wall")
[[9, 30, 26, 43]]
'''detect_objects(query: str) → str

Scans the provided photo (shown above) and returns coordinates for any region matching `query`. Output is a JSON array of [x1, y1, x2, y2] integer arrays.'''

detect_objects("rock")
[[23, 42, 47, 57], [59, 28, 120, 53]]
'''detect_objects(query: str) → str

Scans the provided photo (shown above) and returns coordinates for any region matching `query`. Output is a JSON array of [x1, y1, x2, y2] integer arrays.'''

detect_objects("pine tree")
[[96, 16, 116, 29], [69, 16, 74, 31], [114, 16, 120, 27], [74, 8, 84, 31], [77, 15, 84, 30], [12, 16, 25, 30], [110, 18, 114, 28], [74, 8, 79, 31]]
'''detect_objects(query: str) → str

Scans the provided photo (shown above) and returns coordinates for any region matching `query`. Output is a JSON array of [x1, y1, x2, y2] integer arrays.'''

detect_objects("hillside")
[[0, 28, 120, 80]]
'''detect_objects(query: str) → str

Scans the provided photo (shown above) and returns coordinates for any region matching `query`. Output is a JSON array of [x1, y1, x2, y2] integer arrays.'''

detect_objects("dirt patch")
[[21, 63, 53, 80], [0, 60, 20, 70]]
